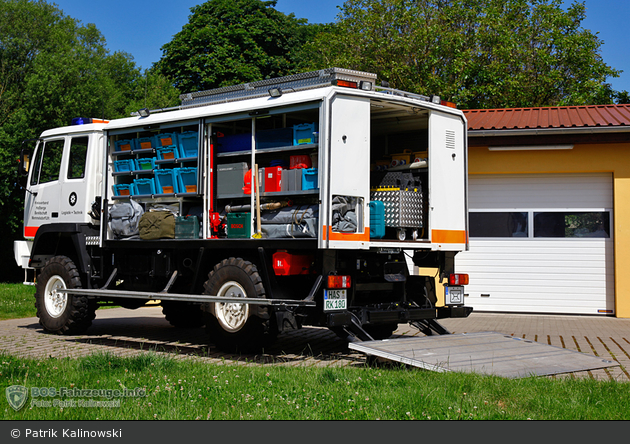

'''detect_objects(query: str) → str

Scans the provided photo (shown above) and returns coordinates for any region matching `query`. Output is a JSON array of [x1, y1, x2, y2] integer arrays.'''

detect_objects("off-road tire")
[[35, 256, 96, 335], [202, 257, 275, 353], [162, 301, 205, 328]]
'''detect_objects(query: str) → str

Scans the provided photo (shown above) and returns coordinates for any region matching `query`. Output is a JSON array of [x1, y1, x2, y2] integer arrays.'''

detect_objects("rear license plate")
[[324, 289, 347, 311], [445, 286, 464, 305]]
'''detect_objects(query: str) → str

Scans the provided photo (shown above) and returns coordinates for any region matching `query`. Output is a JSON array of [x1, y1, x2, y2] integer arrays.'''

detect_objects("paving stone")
[[0, 308, 629, 381]]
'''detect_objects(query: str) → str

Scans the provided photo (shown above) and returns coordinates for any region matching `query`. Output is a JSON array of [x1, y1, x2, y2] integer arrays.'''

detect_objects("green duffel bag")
[[139, 210, 175, 240]]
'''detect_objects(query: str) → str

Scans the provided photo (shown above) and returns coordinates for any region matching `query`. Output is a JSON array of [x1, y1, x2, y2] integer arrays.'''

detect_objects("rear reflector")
[[449, 273, 469, 285], [272, 251, 313, 276], [327, 275, 352, 289]]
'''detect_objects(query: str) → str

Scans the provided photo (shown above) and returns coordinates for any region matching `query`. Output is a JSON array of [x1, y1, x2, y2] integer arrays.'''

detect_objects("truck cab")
[[19, 121, 107, 270]]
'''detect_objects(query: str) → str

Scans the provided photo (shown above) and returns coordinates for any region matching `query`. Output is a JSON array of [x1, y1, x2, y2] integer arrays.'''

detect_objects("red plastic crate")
[[290, 155, 312, 170], [264, 166, 283, 192]]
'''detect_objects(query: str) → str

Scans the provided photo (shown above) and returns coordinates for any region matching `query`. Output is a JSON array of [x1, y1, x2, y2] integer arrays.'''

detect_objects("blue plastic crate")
[[156, 132, 178, 148], [133, 178, 156, 196], [113, 183, 135, 196], [301, 168, 318, 190], [114, 139, 134, 152], [256, 127, 293, 149], [216, 133, 251, 154], [178, 131, 198, 158], [176, 167, 198, 194], [154, 169, 179, 194], [293, 123, 316, 145], [135, 158, 156, 171], [136, 136, 157, 150], [157, 145, 180, 161], [114, 159, 136, 172], [369, 201, 386, 239]]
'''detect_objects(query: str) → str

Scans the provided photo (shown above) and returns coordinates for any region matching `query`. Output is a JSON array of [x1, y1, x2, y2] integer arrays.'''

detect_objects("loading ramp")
[[349, 331, 619, 378]]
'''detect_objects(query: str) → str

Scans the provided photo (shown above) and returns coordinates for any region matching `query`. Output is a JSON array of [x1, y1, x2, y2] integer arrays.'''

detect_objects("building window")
[[469, 212, 528, 238], [533, 212, 610, 238]]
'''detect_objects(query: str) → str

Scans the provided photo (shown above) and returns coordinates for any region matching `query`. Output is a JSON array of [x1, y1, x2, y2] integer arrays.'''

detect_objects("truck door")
[[428, 111, 468, 250], [24, 137, 65, 239], [323, 94, 371, 249], [59, 135, 93, 225]]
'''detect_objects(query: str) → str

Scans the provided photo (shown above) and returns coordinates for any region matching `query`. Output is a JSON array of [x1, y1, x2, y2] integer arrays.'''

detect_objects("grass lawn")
[[0, 283, 37, 320], [1, 352, 629, 420], [1, 283, 628, 421], [0, 283, 122, 321]]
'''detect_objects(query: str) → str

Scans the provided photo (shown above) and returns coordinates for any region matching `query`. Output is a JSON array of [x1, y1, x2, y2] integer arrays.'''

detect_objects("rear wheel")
[[202, 258, 276, 353], [35, 256, 96, 335]]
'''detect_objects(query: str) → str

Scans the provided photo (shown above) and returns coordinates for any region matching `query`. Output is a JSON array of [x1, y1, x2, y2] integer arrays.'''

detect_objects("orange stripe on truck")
[[24, 226, 39, 238], [324, 225, 370, 242], [432, 229, 467, 244]]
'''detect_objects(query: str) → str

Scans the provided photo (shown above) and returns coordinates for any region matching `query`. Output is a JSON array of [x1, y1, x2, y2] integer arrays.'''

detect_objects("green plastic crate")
[[175, 216, 199, 239], [226, 212, 251, 238]]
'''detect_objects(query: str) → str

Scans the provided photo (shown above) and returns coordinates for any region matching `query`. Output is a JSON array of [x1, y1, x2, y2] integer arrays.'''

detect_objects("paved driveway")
[[0, 306, 629, 381]]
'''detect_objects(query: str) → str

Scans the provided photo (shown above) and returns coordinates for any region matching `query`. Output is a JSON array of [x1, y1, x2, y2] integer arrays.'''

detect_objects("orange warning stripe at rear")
[[324, 225, 370, 242], [431, 229, 468, 244], [24, 226, 39, 238]]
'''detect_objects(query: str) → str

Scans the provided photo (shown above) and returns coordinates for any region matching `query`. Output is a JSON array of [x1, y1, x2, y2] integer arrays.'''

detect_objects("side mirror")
[[18, 150, 31, 177], [17, 140, 36, 190]]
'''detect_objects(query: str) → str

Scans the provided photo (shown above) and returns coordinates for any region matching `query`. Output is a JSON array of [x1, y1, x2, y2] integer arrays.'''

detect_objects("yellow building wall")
[[468, 142, 630, 318]]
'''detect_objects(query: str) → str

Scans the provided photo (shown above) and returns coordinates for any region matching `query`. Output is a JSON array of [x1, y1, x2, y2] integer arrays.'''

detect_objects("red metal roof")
[[464, 104, 630, 131]]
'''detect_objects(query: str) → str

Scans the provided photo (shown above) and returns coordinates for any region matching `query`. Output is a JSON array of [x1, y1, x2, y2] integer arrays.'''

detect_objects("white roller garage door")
[[456, 173, 614, 315]]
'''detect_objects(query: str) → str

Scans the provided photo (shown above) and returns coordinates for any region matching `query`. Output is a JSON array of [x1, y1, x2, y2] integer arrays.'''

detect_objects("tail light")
[[327, 275, 352, 289], [333, 80, 358, 89], [449, 273, 469, 285]]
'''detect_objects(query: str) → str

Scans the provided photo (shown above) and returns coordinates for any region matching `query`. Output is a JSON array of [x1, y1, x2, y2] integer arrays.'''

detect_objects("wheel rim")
[[215, 281, 249, 332], [44, 275, 68, 318]]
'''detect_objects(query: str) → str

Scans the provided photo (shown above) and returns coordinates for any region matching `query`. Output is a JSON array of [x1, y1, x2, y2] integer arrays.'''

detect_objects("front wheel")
[[202, 258, 276, 353], [35, 256, 96, 335]]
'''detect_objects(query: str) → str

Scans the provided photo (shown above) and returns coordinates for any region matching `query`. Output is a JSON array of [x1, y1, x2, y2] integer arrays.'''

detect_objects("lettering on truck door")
[[24, 138, 64, 238]]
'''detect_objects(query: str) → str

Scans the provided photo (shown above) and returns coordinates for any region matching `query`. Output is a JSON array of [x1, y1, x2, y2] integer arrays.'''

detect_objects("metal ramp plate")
[[349, 331, 618, 378]]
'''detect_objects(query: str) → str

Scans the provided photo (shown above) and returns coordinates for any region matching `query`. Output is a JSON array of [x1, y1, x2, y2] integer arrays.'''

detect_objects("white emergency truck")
[[14, 68, 471, 352]]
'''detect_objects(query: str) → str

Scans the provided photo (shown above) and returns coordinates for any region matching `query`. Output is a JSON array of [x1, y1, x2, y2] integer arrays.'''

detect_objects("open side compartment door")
[[428, 111, 468, 251], [322, 94, 371, 250]]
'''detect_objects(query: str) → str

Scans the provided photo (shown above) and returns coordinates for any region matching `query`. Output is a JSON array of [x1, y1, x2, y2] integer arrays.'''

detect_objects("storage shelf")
[[217, 189, 319, 199], [111, 193, 200, 201], [113, 169, 156, 177], [155, 157, 198, 165], [111, 148, 155, 157], [217, 143, 317, 158]]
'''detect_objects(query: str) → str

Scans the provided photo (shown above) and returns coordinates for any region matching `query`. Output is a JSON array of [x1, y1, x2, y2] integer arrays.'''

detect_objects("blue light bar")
[[71, 117, 109, 125]]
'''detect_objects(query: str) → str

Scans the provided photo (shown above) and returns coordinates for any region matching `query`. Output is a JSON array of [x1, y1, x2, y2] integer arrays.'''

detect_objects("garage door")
[[456, 173, 614, 315]]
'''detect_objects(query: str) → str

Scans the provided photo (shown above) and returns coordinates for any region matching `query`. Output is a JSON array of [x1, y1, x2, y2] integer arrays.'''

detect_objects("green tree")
[[0, 0, 179, 282], [305, 0, 621, 108], [155, 0, 325, 93]]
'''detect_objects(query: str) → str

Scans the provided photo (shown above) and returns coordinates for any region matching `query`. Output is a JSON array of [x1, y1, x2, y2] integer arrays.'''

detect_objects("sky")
[[51, 0, 630, 94]]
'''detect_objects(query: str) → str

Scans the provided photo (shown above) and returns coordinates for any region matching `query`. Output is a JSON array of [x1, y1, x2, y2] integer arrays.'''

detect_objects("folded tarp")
[[260, 205, 318, 225], [258, 205, 319, 238], [261, 218, 318, 238]]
